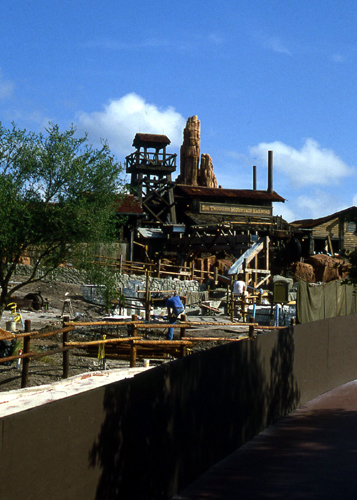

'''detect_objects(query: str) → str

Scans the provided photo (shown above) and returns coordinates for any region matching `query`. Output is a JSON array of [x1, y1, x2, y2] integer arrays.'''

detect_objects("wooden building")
[[122, 134, 289, 274], [291, 206, 357, 256], [125, 133, 177, 225]]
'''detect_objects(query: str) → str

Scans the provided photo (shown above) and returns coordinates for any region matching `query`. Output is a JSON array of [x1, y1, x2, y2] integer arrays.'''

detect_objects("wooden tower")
[[125, 133, 177, 224]]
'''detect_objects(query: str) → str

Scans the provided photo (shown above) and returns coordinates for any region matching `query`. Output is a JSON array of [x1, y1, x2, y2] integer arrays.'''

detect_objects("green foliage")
[[0, 122, 124, 315], [82, 257, 123, 313]]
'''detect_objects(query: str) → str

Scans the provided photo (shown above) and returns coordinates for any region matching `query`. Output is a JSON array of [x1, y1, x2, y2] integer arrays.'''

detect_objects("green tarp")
[[297, 279, 357, 323]]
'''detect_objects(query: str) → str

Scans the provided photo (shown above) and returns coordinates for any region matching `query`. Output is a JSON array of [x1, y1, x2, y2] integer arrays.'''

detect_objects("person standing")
[[166, 291, 185, 340], [233, 276, 246, 296]]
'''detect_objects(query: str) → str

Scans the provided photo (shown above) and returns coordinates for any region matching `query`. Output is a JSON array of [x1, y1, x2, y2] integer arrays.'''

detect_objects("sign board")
[[199, 202, 272, 217]]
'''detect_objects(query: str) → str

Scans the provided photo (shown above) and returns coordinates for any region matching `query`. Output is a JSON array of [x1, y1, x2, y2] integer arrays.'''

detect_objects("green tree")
[[0, 122, 124, 318]]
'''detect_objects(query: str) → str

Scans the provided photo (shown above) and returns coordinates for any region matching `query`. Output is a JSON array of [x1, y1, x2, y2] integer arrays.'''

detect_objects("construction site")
[[1, 115, 356, 384], [1, 116, 357, 499]]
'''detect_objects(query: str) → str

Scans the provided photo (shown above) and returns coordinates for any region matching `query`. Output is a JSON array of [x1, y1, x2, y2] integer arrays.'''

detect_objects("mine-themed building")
[[291, 206, 357, 257], [117, 115, 357, 283], [117, 116, 292, 283]]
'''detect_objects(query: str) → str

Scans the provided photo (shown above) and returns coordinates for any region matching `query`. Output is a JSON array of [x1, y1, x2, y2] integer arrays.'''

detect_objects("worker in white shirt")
[[233, 276, 246, 297]]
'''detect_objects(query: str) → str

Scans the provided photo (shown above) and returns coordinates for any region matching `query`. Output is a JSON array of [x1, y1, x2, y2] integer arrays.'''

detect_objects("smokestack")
[[253, 165, 257, 190], [267, 150, 273, 193]]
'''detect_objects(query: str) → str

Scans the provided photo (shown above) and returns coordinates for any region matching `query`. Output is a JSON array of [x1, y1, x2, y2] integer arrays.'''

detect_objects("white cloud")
[[331, 53, 345, 63], [84, 33, 222, 53], [83, 38, 169, 51], [263, 36, 291, 55], [249, 139, 353, 188], [76, 93, 186, 156], [273, 203, 295, 223], [0, 69, 14, 100], [293, 190, 349, 220], [352, 194, 357, 206]]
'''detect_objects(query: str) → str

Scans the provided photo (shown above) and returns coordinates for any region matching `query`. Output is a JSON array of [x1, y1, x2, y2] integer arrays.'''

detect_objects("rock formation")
[[308, 254, 350, 282], [176, 115, 218, 188], [291, 254, 351, 283], [291, 262, 316, 283], [177, 115, 200, 186], [199, 154, 217, 188]]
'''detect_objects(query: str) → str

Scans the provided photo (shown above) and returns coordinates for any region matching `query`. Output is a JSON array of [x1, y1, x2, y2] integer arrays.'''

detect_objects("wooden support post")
[[119, 254, 123, 274], [21, 335, 31, 389], [63, 329, 69, 379], [230, 283, 235, 322], [130, 341, 137, 367], [214, 267, 218, 285], [145, 269, 150, 321], [180, 314, 187, 339], [158, 259, 161, 278], [265, 236, 270, 280], [180, 344, 187, 357], [254, 255, 258, 289], [242, 296, 247, 323], [131, 314, 138, 337], [24, 319, 31, 333], [249, 317, 255, 339]]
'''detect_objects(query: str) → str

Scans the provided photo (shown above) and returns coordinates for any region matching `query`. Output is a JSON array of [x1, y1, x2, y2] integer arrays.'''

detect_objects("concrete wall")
[[1, 314, 357, 500]]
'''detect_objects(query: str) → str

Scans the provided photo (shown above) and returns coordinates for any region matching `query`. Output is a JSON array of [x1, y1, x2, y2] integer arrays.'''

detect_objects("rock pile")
[[291, 254, 351, 283]]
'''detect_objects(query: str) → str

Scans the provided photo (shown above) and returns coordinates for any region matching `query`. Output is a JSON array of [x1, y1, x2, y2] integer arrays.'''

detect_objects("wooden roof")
[[115, 195, 144, 215], [132, 133, 171, 149], [292, 206, 357, 229], [175, 185, 285, 203]]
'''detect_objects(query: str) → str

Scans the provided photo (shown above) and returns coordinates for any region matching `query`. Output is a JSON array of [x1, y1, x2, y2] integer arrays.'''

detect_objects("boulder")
[[291, 262, 315, 283], [308, 254, 344, 282]]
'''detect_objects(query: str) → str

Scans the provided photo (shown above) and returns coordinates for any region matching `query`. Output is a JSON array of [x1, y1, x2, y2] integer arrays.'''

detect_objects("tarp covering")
[[297, 279, 357, 323]]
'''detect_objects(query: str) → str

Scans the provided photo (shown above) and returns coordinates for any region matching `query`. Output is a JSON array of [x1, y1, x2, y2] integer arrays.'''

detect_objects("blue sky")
[[1, 0, 357, 222]]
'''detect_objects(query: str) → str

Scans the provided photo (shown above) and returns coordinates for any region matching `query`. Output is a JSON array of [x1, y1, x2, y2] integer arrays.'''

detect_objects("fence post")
[[131, 314, 138, 337], [21, 334, 31, 389], [63, 329, 69, 379], [180, 314, 186, 339], [249, 317, 256, 339], [180, 343, 187, 358], [24, 319, 31, 333], [130, 340, 137, 367]]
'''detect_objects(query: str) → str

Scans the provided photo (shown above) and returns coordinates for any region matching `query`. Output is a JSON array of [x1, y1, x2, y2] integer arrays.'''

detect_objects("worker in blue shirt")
[[166, 291, 185, 340]]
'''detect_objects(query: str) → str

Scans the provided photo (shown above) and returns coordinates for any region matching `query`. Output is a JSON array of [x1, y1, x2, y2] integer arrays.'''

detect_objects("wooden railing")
[[125, 151, 177, 170], [95, 255, 219, 282], [0, 317, 272, 389]]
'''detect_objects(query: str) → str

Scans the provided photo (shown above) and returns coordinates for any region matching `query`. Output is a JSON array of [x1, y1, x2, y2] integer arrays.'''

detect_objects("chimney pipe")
[[253, 165, 257, 190], [267, 150, 273, 193]]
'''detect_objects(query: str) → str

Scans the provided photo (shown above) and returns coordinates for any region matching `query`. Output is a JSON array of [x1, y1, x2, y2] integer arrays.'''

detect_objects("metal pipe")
[[268, 150, 273, 193], [253, 165, 257, 190]]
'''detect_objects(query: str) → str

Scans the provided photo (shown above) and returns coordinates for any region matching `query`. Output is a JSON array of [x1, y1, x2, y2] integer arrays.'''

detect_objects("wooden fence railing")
[[0, 317, 276, 389], [96, 255, 219, 282]]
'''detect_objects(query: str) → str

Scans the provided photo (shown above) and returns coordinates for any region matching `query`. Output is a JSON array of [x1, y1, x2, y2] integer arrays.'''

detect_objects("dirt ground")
[[0, 277, 245, 393]]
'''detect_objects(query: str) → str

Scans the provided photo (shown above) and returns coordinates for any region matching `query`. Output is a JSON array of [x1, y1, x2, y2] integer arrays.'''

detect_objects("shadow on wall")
[[88, 329, 300, 499], [268, 328, 301, 423]]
